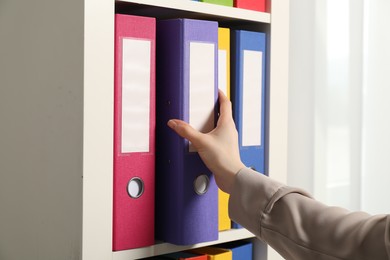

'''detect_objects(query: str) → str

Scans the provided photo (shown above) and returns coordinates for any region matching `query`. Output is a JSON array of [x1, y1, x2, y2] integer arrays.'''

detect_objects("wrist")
[[220, 161, 245, 194]]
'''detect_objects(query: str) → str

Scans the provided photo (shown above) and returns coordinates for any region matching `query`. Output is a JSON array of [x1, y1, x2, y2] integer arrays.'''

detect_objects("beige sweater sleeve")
[[228, 167, 390, 260]]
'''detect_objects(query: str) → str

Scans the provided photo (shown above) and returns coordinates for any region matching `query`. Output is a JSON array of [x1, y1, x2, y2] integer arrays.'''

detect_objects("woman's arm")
[[229, 167, 390, 260], [168, 90, 390, 260]]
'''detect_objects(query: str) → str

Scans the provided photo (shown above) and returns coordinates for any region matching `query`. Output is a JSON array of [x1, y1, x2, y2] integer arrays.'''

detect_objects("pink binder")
[[113, 14, 156, 251]]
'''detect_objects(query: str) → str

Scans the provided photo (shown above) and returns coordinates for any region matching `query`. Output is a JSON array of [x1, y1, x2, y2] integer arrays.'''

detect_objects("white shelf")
[[116, 0, 270, 24], [113, 229, 255, 259], [0, 0, 288, 259]]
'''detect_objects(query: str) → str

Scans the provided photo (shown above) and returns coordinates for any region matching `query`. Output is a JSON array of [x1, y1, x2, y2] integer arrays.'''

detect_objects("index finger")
[[218, 89, 233, 123]]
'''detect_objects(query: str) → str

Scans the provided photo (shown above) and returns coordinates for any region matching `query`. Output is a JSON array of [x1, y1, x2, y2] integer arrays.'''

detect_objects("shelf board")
[[116, 0, 270, 27], [113, 228, 255, 259]]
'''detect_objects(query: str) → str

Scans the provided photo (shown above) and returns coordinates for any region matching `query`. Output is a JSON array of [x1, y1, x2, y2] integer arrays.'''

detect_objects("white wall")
[[289, 0, 390, 214], [361, 0, 390, 214], [287, 0, 316, 194]]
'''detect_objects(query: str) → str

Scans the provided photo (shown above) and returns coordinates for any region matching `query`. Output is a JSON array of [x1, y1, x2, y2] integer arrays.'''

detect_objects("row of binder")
[[144, 240, 253, 260], [113, 14, 266, 251], [192, 0, 266, 12]]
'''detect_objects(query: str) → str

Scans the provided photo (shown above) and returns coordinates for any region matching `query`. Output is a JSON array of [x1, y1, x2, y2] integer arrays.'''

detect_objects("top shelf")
[[116, 0, 271, 27]]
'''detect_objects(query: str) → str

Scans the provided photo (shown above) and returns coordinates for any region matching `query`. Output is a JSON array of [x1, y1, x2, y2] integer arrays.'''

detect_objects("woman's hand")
[[167, 90, 245, 194]]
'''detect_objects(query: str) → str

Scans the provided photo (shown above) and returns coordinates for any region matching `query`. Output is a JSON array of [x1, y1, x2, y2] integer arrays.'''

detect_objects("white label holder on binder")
[[242, 50, 263, 147], [189, 41, 215, 152], [121, 38, 151, 153]]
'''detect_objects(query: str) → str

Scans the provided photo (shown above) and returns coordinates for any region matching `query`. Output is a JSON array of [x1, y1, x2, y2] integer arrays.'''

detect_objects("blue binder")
[[231, 30, 267, 228], [155, 18, 219, 245], [218, 241, 253, 259]]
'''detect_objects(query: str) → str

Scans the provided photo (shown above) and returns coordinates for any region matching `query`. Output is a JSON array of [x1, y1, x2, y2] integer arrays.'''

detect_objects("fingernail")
[[167, 120, 177, 129]]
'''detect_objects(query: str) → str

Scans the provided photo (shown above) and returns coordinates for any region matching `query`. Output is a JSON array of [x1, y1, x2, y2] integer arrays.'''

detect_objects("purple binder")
[[155, 19, 219, 245]]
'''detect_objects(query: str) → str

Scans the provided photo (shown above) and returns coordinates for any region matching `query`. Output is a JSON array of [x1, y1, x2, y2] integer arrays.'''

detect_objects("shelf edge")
[[113, 229, 255, 259], [116, 0, 271, 23]]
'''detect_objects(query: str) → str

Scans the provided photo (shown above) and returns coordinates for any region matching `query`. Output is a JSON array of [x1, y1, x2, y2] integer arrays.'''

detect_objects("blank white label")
[[121, 38, 151, 153], [242, 50, 263, 147], [189, 42, 215, 152], [218, 50, 228, 96]]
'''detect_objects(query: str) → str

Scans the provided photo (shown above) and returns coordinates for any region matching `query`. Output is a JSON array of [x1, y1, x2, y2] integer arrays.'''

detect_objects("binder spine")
[[156, 18, 219, 245], [200, 0, 233, 6], [231, 30, 266, 229], [232, 30, 266, 175], [218, 27, 231, 232], [113, 14, 156, 251], [234, 0, 266, 12]]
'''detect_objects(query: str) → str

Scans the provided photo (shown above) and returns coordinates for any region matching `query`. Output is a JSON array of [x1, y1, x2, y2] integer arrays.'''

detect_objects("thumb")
[[167, 119, 203, 146]]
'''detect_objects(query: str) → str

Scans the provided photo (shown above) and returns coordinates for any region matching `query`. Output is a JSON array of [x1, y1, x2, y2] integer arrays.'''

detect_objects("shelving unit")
[[0, 0, 288, 259]]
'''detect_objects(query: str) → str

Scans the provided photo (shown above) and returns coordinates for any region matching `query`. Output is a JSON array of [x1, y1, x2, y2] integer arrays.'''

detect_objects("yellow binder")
[[218, 27, 231, 231]]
